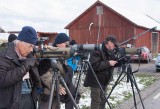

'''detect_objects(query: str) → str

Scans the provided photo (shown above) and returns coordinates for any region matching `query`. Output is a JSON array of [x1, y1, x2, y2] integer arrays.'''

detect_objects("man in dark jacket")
[[0, 26, 42, 109], [84, 35, 119, 109]]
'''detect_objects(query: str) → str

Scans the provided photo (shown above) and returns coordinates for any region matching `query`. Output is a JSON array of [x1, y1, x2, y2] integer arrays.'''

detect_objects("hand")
[[22, 58, 36, 72], [109, 60, 117, 66], [59, 86, 66, 95]]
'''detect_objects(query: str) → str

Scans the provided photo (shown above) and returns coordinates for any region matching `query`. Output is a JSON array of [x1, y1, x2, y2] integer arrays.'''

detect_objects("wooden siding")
[[66, 1, 159, 53], [134, 28, 151, 48], [37, 32, 58, 45], [68, 3, 135, 45]]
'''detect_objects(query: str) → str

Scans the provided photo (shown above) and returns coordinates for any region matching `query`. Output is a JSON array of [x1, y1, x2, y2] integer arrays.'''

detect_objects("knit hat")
[[17, 26, 37, 45], [105, 35, 119, 47], [8, 34, 17, 42], [53, 33, 70, 46]]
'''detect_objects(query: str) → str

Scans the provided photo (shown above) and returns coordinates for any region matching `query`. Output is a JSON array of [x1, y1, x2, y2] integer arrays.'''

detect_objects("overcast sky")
[[0, 0, 160, 39]]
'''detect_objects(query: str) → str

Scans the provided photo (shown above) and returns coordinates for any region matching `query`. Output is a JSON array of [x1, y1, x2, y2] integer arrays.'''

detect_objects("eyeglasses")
[[25, 42, 34, 49]]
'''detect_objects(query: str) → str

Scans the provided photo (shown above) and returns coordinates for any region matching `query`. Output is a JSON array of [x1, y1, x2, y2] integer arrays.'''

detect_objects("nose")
[[30, 47, 33, 52]]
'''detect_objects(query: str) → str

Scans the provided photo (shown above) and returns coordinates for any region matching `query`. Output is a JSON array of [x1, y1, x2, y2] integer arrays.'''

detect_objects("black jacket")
[[0, 43, 42, 109], [84, 49, 115, 89]]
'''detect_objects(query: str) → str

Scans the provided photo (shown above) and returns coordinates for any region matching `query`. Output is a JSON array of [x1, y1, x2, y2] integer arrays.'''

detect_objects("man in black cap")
[[39, 33, 80, 109], [84, 35, 119, 109], [0, 26, 42, 109]]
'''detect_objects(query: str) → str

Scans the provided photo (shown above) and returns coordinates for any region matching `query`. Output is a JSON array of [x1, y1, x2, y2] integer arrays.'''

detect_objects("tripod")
[[48, 60, 79, 109], [73, 53, 112, 109], [107, 58, 145, 109]]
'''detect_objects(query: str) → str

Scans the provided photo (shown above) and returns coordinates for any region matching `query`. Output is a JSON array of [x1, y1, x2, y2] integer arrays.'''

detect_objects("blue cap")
[[17, 26, 37, 45]]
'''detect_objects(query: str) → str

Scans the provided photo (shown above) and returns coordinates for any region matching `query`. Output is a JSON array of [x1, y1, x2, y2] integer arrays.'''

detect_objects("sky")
[[0, 0, 160, 39]]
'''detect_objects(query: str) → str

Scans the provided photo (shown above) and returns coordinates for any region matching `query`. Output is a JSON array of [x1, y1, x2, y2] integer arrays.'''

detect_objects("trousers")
[[21, 94, 34, 109], [90, 87, 107, 109]]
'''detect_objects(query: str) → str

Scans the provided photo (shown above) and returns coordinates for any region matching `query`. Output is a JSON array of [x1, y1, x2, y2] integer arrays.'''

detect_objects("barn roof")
[[65, 0, 160, 30]]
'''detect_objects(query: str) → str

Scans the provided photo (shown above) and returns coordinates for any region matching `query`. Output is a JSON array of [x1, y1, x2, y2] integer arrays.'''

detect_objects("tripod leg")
[[59, 76, 79, 109], [87, 61, 112, 109], [74, 62, 85, 101], [48, 72, 58, 109], [127, 65, 145, 109], [56, 77, 60, 109], [132, 76, 145, 109], [107, 66, 127, 99], [127, 72, 137, 109]]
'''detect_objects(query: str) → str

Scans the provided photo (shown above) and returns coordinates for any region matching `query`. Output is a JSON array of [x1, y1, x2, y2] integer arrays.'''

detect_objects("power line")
[[146, 15, 160, 24]]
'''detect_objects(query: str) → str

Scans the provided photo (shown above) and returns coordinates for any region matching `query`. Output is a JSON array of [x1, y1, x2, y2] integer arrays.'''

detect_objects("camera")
[[113, 47, 141, 67], [34, 43, 103, 59], [116, 47, 141, 56], [72, 44, 102, 52], [34, 37, 141, 61], [34, 46, 75, 59]]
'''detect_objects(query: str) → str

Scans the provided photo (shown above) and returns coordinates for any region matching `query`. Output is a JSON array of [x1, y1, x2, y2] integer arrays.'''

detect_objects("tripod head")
[[50, 59, 59, 72]]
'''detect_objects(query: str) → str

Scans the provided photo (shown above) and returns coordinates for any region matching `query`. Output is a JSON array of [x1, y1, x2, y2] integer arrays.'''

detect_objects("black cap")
[[8, 34, 17, 42], [105, 35, 119, 47]]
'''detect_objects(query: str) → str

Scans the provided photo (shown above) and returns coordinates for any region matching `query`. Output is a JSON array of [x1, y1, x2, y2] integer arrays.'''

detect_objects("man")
[[39, 33, 80, 109], [0, 26, 42, 109], [84, 35, 118, 109]]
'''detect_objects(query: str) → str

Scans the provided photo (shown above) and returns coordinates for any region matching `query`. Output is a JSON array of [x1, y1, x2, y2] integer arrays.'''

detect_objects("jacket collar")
[[5, 42, 21, 66]]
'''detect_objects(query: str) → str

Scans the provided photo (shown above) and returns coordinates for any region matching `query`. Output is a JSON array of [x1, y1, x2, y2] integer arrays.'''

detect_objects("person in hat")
[[69, 39, 77, 46], [8, 34, 17, 43], [52, 33, 70, 47], [0, 34, 17, 51], [0, 26, 42, 109], [83, 35, 119, 109], [6, 34, 18, 47], [39, 33, 80, 109]]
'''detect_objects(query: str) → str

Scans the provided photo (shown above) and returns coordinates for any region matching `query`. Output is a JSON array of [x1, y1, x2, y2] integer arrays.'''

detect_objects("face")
[[56, 41, 69, 48], [16, 41, 34, 57], [105, 41, 116, 51]]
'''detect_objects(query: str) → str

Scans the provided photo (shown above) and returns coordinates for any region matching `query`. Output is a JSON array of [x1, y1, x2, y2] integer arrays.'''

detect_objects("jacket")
[[39, 63, 75, 103], [0, 43, 42, 109], [83, 49, 115, 89]]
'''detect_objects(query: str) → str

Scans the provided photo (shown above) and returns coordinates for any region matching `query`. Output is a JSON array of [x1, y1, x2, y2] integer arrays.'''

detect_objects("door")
[[152, 32, 159, 53]]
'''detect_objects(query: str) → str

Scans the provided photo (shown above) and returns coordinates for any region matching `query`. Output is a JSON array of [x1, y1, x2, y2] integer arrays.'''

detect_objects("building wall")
[[37, 33, 58, 45], [68, 3, 135, 45], [134, 28, 151, 49], [67, 2, 159, 53]]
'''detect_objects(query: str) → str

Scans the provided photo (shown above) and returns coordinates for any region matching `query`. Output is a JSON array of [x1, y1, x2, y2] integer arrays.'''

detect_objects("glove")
[[22, 58, 36, 72]]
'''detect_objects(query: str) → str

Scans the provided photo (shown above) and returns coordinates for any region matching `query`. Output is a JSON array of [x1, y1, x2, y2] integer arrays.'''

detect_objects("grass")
[[105, 73, 159, 109], [71, 73, 159, 109], [135, 73, 159, 87]]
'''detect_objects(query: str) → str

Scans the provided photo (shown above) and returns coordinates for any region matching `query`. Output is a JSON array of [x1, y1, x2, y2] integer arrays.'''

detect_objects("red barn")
[[65, 1, 160, 53], [37, 32, 58, 45]]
